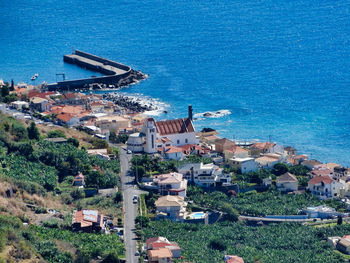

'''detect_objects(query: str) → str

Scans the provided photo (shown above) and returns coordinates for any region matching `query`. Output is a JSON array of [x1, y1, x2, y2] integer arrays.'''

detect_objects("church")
[[127, 106, 198, 153]]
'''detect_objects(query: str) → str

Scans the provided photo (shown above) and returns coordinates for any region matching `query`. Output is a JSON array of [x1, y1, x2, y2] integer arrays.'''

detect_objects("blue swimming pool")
[[191, 212, 205, 219]]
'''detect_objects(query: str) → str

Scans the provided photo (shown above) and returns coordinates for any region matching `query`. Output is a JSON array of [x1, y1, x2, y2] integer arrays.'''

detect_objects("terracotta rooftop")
[[155, 195, 186, 207], [148, 248, 172, 259], [308, 175, 333, 185], [224, 255, 245, 263], [57, 113, 74, 123], [165, 146, 183, 154], [156, 118, 194, 136]]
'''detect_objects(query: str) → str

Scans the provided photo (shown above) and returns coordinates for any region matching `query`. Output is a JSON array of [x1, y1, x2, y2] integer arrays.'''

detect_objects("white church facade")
[[127, 106, 199, 154]]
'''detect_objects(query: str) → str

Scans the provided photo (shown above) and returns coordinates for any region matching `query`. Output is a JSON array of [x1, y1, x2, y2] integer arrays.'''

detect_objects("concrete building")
[[307, 176, 345, 199], [155, 195, 187, 222], [177, 162, 231, 187], [95, 115, 130, 131], [153, 172, 187, 197], [276, 172, 298, 192], [10, 101, 29, 110], [214, 138, 235, 153], [72, 210, 105, 232], [228, 157, 258, 173]]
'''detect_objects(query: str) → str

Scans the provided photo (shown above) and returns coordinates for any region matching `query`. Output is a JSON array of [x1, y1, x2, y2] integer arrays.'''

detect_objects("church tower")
[[144, 118, 157, 154]]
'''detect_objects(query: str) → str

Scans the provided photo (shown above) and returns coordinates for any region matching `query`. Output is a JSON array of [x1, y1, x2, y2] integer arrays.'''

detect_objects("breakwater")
[[47, 50, 147, 91]]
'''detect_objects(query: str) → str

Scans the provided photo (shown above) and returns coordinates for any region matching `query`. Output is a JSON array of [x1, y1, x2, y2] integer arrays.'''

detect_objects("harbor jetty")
[[47, 50, 147, 91]]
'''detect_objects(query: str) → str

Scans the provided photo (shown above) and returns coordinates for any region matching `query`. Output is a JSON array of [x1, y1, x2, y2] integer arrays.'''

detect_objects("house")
[[146, 237, 181, 258], [228, 157, 258, 173], [255, 154, 281, 169], [127, 106, 198, 154], [309, 168, 332, 178], [177, 162, 231, 187], [276, 172, 298, 192], [336, 235, 350, 254], [72, 210, 105, 232], [224, 145, 249, 161], [153, 172, 187, 197], [224, 255, 244, 263], [10, 101, 29, 110], [307, 176, 344, 199], [301, 159, 323, 170], [155, 195, 187, 222], [249, 142, 283, 157], [73, 172, 85, 187], [95, 115, 130, 131], [284, 146, 297, 156], [161, 146, 184, 161], [148, 248, 173, 263], [87, 148, 110, 160], [30, 97, 49, 112], [302, 205, 340, 219], [56, 113, 80, 127], [334, 167, 350, 180], [214, 138, 235, 153]]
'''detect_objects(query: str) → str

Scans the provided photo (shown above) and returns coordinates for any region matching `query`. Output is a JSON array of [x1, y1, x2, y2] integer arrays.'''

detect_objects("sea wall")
[[48, 50, 146, 91]]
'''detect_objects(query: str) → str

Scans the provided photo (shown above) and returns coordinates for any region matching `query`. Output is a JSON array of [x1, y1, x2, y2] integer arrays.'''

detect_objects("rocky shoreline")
[[102, 93, 157, 113]]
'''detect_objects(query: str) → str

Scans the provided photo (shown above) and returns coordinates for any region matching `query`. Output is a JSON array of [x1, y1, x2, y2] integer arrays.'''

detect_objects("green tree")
[[220, 202, 239, 222], [70, 188, 85, 200], [1, 85, 9, 98], [337, 215, 343, 225], [27, 122, 40, 140], [272, 163, 289, 176]]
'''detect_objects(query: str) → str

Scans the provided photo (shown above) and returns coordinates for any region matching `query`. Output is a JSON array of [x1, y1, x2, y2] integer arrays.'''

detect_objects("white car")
[[127, 149, 132, 154], [133, 195, 138, 204]]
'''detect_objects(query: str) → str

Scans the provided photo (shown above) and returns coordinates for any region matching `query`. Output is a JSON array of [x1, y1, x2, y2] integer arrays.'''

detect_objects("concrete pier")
[[47, 50, 147, 91]]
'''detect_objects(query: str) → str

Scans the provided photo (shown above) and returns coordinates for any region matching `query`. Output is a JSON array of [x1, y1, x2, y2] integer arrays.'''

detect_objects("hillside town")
[[1, 79, 350, 263]]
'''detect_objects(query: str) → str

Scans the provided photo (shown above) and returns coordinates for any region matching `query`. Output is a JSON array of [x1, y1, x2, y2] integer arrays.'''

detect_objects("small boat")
[[31, 76, 36, 81], [34, 73, 38, 77]]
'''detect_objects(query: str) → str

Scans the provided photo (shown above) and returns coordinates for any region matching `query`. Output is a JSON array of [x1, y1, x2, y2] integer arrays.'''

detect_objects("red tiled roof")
[[166, 146, 183, 154], [308, 175, 333, 185], [310, 169, 332, 177], [57, 113, 74, 123], [156, 118, 194, 136]]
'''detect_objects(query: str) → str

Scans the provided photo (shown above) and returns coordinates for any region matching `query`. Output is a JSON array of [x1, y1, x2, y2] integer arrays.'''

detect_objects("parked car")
[[133, 195, 138, 204]]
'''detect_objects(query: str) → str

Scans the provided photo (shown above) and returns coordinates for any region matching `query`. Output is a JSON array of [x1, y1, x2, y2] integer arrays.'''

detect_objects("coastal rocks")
[[194, 109, 231, 119], [102, 93, 155, 113]]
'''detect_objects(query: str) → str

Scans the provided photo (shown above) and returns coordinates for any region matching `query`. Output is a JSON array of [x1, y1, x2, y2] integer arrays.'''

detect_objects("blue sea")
[[1, 1, 349, 165]]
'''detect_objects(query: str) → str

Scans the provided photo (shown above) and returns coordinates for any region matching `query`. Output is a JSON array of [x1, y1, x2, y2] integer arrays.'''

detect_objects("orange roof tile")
[[156, 118, 194, 136], [308, 175, 333, 185]]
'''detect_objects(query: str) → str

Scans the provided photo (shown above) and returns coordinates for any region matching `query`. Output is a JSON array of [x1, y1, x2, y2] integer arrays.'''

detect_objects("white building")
[[228, 157, 258, 173], [10, 101, 29, 110], [307, 175, 346, 199], [153, 172, 187, 197], [155, 195, 187, 222], [177, 162, 231, 187], [127, 106, 198, 154]]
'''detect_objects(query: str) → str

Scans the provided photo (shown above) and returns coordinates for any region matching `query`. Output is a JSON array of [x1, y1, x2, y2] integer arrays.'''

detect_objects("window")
[[185, 138, 188, 143], [177, 139, 180, 144], [151, 135, 154, 148]]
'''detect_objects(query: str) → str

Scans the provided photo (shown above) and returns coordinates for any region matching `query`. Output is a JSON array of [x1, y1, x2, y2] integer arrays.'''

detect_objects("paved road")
[[119, 147, 139, 263]]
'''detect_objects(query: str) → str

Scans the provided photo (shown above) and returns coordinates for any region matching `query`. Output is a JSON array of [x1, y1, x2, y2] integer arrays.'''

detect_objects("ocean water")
[[1, 1, 349, 165]]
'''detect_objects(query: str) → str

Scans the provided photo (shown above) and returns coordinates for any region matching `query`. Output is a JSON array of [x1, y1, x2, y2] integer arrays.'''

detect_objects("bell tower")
[[144, 118, 157, 154]]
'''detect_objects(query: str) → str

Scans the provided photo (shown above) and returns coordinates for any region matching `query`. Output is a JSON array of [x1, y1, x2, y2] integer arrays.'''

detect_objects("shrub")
[[42, 218, 59, 228], [102, 252, 120, 263], [47, 130, 66, 138], [34, 207, 47, 214], [70, 188, 85, 200], [209, 238, 227, 251], [67, 137, 79, 147], [61, 193, 73, 204]]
